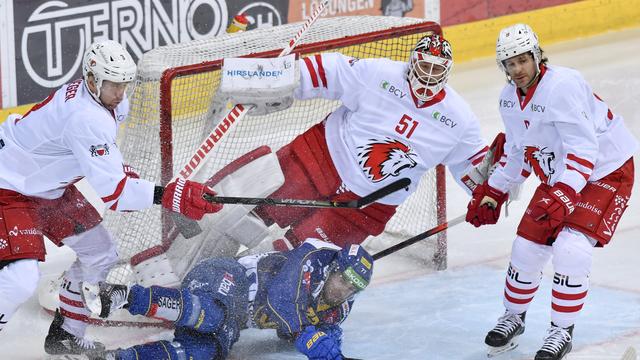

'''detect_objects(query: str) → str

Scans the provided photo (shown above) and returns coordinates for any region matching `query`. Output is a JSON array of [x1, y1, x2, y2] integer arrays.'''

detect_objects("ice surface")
[[1, 27, 638, 360]]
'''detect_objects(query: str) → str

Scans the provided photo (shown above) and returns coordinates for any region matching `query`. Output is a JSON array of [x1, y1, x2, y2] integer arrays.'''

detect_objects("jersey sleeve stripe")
[[303, 57, 320, 88], [101, 176, 128, 203], [521, 169, 531, 178], [566, 164, 590, 181], [567, 154, 594, 170], [314, 54, 328, 88]]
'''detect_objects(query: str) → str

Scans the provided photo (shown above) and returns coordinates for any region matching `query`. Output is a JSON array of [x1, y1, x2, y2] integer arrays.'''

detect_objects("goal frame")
[[156, 21, 448, 270]]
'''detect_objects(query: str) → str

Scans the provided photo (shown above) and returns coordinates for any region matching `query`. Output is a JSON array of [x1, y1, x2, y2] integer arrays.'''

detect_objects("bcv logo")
[[380, 80, 406, 99]]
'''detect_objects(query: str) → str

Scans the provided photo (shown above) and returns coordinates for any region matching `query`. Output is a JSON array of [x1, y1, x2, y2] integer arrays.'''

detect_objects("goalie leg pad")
[[286, 191, 397, 248], [190, 146, 284, 249]]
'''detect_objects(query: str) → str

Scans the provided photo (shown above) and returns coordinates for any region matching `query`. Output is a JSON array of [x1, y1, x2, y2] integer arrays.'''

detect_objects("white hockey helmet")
[[407, 34, 453, 102], [496, 23, 541, 73], [82, 40, 136, 103]]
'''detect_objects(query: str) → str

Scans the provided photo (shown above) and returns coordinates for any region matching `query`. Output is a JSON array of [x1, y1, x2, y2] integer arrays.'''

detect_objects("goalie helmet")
[[82, 40, 136, 104], [496, 23, 542, 73], [407, 34, 453, 102]]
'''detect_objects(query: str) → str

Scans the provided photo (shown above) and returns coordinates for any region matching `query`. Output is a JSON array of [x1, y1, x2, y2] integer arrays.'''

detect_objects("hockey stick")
[[170, 1, 329, 238], [203, 178, 410, 209], [372, 214, 466, 260]]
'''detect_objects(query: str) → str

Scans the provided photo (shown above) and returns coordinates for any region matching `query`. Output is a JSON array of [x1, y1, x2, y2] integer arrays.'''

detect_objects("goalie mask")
[[496, 24, 542, 74], [322, 245, 373, 306], [407, 34, 453, 102], [82, 40, 137, 105]]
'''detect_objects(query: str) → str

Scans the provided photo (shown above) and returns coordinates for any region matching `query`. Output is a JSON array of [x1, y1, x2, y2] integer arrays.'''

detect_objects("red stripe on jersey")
[[552, 290, 587, 301], [101, 176, 127, 203], [59, 295, 85, 308], [552, 302, 584, 313], [567, 154, 594, 170], [521, 169, 531, 178], [109, 200, 119, 211], [303, 57, 319, 88], [566, 164, 590, 181], [60, 308, 89, 322], [315, 54, 328, 88], [504, 291, 533, 305]]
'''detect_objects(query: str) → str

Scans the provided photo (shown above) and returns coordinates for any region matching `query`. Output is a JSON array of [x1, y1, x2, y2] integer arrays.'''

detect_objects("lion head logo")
[[524, 146, 555, 183], [356, 138, 418, 182]]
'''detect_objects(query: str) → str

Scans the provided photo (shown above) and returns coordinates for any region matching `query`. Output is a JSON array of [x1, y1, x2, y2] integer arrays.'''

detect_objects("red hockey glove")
[[161, 179, 222, 220], [529, 182, 579, 229], [123, 164, 140, 179], [466, 182, 508, 227]]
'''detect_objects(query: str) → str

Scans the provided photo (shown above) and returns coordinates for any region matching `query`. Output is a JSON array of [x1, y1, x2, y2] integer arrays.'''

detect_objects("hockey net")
[[103, 16, 447, 289]]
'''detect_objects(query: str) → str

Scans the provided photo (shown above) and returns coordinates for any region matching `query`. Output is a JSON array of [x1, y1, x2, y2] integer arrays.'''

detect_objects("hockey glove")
[[295, 326, 343, 360], [529, 182, 579, 229], [466, 182, 508, 227], [161, 179, 222, 220]]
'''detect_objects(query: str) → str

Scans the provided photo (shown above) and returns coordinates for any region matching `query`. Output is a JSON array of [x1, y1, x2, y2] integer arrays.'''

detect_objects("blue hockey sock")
[[127, 284, 182, 322], [127, 284, 225, 332]]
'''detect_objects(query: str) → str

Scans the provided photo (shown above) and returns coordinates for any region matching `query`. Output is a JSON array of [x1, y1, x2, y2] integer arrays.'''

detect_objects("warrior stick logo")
[[356, 138, 418, 182], [524, 146, 555, 183]]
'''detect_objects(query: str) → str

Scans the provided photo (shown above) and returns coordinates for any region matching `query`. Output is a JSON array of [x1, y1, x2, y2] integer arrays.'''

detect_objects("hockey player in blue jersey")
[[82, 239, 373, 360]]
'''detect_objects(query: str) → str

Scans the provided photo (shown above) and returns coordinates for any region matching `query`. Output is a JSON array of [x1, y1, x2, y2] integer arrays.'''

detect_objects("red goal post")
[[104, 16, 448, 289]]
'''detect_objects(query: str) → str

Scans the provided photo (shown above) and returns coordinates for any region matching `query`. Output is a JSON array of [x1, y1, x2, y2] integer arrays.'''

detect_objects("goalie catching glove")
[[215, 54, 299, 116], [159, 179, 222, 220]]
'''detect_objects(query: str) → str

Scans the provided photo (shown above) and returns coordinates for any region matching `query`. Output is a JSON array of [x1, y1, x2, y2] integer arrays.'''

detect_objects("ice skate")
[[534, 323, 573, 360], [44, 309, 105, 357], [82, 282, 130, 318], [485, 312, 526, 357]]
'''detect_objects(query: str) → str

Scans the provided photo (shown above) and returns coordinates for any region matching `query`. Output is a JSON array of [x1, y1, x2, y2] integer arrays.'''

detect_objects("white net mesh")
[[104, 16, 447, 286]]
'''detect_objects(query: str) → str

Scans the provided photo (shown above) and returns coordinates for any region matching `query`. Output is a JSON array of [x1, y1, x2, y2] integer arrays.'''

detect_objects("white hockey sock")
[[59, 276, 91, 338], [0, 260, 39, 334], [502, 262, 542, 314], [551, 272, 589, 328]]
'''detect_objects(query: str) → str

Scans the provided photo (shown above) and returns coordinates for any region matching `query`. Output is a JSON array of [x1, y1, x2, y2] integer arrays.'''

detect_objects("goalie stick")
[[170, 0, 330, 238], [372, 214, 466, 260], [203, 178, 411, 209]]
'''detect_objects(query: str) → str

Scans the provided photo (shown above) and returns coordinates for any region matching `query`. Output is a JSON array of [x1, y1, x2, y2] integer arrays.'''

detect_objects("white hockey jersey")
[[0, 79, 155, 211], [489, 65, 638, 194], [296, 53, 486, 205]]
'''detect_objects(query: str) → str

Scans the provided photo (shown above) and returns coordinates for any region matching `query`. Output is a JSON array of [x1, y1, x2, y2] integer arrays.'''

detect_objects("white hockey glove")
[[216, 54, 299, 116]]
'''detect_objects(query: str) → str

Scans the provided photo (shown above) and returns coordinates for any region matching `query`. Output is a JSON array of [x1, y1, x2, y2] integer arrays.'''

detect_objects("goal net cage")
[[102, 16, 448, 291]]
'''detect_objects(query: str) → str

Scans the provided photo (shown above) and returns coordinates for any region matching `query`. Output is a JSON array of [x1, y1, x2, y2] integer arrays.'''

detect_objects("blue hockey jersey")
[[238, 239, 354, 339]]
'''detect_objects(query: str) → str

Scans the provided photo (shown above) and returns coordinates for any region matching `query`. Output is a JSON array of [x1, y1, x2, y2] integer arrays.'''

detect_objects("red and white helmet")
[[496, 24, 541, 73], [82, 40, 136, 103], [407, 34, 453, 102]]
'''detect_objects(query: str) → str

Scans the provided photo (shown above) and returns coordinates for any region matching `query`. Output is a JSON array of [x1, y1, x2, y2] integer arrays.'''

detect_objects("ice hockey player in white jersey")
[[465, 24, 637, 360], [0, 40, 222, 356], [245, 33, 488, 251]]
